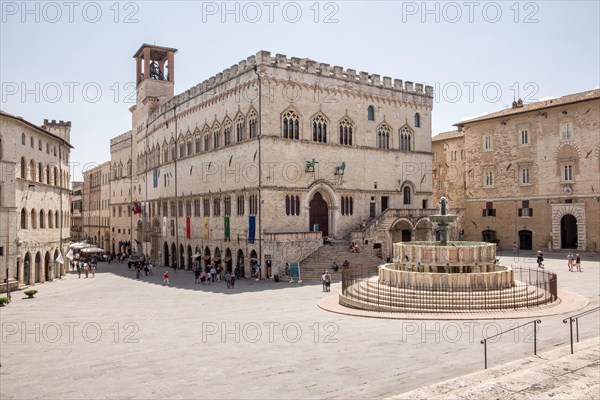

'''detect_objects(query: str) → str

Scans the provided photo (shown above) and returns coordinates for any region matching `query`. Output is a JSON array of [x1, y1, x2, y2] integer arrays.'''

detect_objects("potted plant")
[[0, 297, 9, 306], [24, 289, 37, 299]]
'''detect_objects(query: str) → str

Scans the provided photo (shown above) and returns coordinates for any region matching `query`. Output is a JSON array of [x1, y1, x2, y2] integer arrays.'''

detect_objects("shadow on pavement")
[[75, 261, 322, 294]]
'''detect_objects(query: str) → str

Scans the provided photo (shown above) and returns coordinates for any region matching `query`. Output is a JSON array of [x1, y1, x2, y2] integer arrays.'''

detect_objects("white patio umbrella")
[[80, 246, 105, 254], [70, 242, 91, 250]]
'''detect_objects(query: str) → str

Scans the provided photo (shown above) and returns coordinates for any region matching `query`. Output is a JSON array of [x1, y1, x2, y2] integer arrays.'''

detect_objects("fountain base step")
[[340, 277, 555, 312]]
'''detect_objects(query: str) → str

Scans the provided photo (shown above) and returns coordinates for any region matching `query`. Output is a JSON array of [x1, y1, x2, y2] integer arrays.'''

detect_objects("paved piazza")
[[1, 251, 598, 399]]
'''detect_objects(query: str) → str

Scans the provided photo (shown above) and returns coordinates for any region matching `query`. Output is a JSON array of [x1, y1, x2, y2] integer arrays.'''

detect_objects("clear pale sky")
[[2, 1, 599, 182]]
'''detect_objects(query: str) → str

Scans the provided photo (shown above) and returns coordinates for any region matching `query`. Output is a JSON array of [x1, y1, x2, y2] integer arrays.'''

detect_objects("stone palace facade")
[[107, 44, 435, 277]]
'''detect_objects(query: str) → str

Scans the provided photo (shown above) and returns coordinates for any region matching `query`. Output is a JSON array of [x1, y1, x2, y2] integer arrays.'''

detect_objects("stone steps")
[[298, 242, 381, 281], [390, 337, 600, 399], [340, 277, 554, 312]]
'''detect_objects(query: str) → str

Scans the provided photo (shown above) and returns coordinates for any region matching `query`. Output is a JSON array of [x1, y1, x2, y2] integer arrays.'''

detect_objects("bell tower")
[[131, 44, 177, 125]]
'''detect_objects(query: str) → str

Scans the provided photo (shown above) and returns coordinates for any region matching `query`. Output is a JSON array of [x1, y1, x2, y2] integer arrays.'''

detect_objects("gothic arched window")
[[312, 115, 327, 143], [377, 124, 390, 149], [282, 110, 300, 140], [400, 126, 413, 152]]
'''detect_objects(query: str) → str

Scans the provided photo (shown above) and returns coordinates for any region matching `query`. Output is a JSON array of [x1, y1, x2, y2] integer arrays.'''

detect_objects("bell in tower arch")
[[149, 60, 164, 80]]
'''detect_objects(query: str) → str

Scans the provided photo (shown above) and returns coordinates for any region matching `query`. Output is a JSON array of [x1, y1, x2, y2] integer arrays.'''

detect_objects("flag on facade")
[[203, 217, 209, 240], [153, 168, 158, 188], [248, 215, 255, 243], [132, 201, 142, 215], [186, 216, 191, 239], [66, 249, 74, 260], [55, 253, 64, 264]]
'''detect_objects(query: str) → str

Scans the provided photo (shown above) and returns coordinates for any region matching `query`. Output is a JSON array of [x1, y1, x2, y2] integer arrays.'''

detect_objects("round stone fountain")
[[338, 197, 558, 312]]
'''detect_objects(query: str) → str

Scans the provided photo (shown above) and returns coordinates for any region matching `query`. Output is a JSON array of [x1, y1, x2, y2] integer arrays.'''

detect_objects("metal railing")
[[341, 266, 557, 312], [563, 306, 600, 354], [480, 319, 541, 369]]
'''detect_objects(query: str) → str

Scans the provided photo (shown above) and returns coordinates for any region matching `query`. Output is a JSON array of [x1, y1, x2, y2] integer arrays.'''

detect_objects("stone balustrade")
[[394, 241, 497, 268], [378, 264, 515, 290]]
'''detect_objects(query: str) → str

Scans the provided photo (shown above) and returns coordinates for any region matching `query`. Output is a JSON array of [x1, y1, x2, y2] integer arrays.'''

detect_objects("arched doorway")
[[137, 220, 143, 254], [35, 252, 41, 283], [309, 192, 328, 237], [203, 247, 211, 270], [391, 219, 413, 244], [171, 243, 177, 268], [44, 251, 51, 281], [179, 244, 185, 269], [187, 245, 192, 270], [561, 215, 578, 249], [250, 250, 258, 277], [150, 218, 160, 260], [519, 230, 533, 250], [236, 249, 245, 277], [163, 242, 170, 267], [24, 252, 31, 285], [213, 248, 222, 269], [54, 249, 60, 278], [225, 248, 233, 272], [414, 218, 433, 241]]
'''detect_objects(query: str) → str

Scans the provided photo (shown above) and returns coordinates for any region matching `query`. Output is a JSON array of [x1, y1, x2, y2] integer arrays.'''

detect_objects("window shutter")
[[491, 209, 496, 217], [482, 209, 487, 217], [518, 208, 522, 217], [529, 208, 533, 217]]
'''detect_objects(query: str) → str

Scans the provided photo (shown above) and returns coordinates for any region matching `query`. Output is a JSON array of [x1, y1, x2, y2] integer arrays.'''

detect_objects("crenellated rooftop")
[[148, 50, 433, 122], [110, 130, 132, 146]]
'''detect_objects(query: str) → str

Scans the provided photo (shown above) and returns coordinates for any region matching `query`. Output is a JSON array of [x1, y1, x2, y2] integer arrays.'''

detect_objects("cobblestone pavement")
[[0, 251, 598, 399]]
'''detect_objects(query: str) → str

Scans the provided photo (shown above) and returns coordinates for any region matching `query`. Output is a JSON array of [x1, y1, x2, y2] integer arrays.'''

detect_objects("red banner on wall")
[[186, 216, 191, 239]]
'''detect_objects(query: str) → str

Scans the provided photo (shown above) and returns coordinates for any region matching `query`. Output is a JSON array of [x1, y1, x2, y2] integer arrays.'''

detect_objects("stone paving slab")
[[0, 252, 598, 399]]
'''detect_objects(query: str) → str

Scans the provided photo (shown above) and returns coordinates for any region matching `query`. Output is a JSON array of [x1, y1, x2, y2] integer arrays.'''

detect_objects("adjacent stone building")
[[0, 112, 73, 288], [109, 131, 134, 254], [82, 161, 111, 250], [109, 44, 435, 276], [455, 90, 600, 251], [70, 181, 83, 242], [431, 130, 466, 240]]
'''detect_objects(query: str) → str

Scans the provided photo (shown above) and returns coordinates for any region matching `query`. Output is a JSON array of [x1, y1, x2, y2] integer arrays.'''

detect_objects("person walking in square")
[[321, 271, 327, 292], [194, 269, 200, 284], [225, 271, 231, 288], [324, 270, 331, 292], [162, 270, 170, 286], [567, 252, 574, 271], [575, 254, 582, 272], [210, 265, 217, 282], [230, 273, 236, 288], [536, 251, 544, 269]]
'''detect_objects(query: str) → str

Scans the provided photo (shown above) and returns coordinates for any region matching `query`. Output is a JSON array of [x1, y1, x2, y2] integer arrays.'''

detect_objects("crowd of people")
[[70, 256, 98, 278]]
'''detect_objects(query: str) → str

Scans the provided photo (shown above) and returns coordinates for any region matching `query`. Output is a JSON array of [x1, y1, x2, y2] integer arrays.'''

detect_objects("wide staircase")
[[390, 337, 599, 399], [298, 241, 382, 282]]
